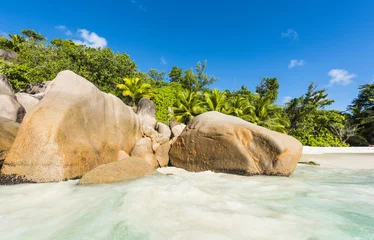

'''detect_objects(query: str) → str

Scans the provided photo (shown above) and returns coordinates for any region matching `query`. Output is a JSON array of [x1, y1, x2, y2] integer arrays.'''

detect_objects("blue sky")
[[1, 0, 374, 110]]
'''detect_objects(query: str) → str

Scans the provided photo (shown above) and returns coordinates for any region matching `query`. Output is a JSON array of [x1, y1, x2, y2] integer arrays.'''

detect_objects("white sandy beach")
[[301, 146, 374, 169]]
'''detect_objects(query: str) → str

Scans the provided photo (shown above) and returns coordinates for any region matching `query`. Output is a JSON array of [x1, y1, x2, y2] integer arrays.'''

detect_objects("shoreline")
[[302, 146, 374, 155], [300, 147, 374, 169]]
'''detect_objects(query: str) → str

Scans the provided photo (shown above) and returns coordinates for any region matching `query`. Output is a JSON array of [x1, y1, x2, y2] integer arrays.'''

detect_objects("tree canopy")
[[1, 29, 372, 146]]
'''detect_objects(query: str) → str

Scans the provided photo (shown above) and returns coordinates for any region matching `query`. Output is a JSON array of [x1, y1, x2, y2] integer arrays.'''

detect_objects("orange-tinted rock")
[[170, 111, 302, 176], [1, 71, 141, 183]]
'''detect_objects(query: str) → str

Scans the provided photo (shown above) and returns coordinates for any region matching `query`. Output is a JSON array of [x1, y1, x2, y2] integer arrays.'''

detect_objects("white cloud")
[[0, 31, 7, 37], [73, 29, 107, 48], [282, 96, 292, 104], [55, 25, 72, 36], [129, 0, 147, 11], [328, 69, 356, 86], [160, 56, 167, 65], [288, 59, 305, 69], [281, 29, 299, 40]]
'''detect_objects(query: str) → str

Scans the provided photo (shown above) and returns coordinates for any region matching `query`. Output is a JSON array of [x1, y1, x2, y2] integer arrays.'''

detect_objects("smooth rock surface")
[[155, 142, 170, 167], [1, 70, 141, 183], [0, 95, 25, 123], [78, 157, 154, 184], [130, 137, 158, 168], [171, 123, 186, 139], [0, 74, 14, 96], [15, 93, 40, 112], [118, 150, 130, 161], [137, 97, 157, 129], [170, 111, 303, 176], [156, 122, 171, 139]]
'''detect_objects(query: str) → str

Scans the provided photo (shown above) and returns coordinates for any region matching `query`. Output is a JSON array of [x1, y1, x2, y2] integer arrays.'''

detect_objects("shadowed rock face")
[[1, 70, 142, 183], [78, 157, 154, 185], [169, 111, 302, 177], [0, 95, 25, 123], [0, 117, 19, 170]]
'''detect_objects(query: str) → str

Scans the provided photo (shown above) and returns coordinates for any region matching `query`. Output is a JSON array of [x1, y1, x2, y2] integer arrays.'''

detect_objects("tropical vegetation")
[[1, 29, 373, 146]]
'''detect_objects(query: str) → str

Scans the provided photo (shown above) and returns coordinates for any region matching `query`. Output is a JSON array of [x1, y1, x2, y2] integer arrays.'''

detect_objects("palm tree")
[[245, 95, 290, 133], [171, 89, 206, 124], [203, 89, 228, 112], [227, 95, 254, 117], [116, 77, 152, 106]]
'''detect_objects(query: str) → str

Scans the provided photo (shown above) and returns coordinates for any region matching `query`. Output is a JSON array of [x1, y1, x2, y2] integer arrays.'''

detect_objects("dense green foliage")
[[346, 84, 374, 145], [1, 29, 372, 146], [284, 83, 347, 146], [0, 31, 139, 93]]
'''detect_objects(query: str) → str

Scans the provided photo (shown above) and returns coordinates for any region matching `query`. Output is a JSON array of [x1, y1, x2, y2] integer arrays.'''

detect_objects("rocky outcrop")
[[157, 122, 171, 139], [25, 81, 52, 95], [130, 137, 158, 168], [155, 141, 170, 167], [1, 70, 142, 183], [0, 49, 17, 60], [15, 93, 40, 112], [78, 157, 154, 185], [0, 74, 14, 96], [0, 117, 19, 168], [171, 122, 186, 143], [137, 97, 157, 129], [0, 74, 25, 123], [170, 111, 303, 176]]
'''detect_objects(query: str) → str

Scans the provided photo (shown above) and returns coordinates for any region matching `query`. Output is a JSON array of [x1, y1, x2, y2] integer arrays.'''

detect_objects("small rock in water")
[[298, 161, 320, 166]]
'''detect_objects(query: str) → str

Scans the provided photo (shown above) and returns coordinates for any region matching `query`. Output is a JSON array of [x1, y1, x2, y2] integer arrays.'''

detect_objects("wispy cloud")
[[0, 31, 7, 37], [282, 96, 292, 104], [160, 56, 167, 65], [73, 29, 107, 48], [288, 59, 305, 69], [129, 0, 147, 11], [55, 25, 72, 36], [281, 29, 299, 40], [328, 69, 356, 86]]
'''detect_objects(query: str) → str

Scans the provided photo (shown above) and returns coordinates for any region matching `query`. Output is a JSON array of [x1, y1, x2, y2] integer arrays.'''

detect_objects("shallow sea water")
[[0, 154, 373, 240]]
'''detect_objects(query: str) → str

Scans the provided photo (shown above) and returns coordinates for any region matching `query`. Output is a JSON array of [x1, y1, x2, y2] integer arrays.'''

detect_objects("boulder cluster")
[[0, 71, 302, 185]]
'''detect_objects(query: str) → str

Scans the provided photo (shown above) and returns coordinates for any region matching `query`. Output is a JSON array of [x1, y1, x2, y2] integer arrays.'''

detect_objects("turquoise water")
[[0, 156, 373, 240]]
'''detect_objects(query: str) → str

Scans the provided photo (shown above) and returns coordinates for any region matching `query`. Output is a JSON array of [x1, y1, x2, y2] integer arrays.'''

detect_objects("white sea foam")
[[0, 154, 373, 240]]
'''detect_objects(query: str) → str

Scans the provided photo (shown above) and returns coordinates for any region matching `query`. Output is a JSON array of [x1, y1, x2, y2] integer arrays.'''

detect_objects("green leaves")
[[116, 77, 153, 106], [284, 83, 347, 146]]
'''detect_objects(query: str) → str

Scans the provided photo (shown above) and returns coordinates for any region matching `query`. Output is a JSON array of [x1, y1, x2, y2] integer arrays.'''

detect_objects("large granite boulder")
[[1, 70, 142, 183], [0, 117, 19, 168], [15, 93, 40, 112], [170, 111, 303, 176], [79, 157, 154, 185], [0, 95, 25, 123], [137, 97, 157, 129]]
